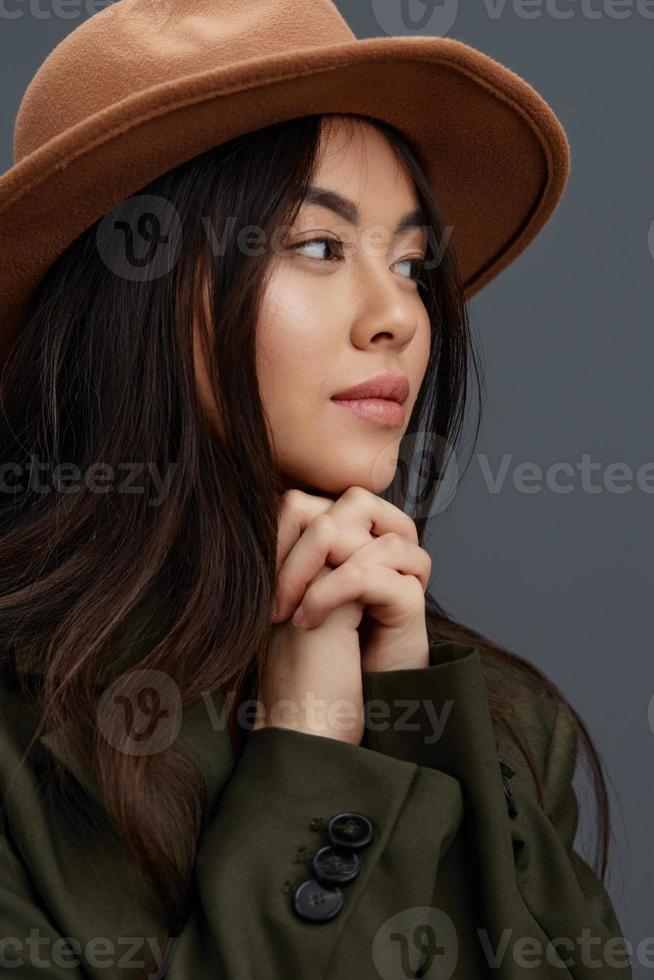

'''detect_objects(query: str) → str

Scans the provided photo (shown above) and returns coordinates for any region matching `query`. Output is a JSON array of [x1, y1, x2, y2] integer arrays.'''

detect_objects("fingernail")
[[292, 607, 305, 627], [271, 601, 278, 620]]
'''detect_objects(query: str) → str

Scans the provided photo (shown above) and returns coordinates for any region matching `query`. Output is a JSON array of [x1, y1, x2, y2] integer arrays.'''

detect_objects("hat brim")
[[0, 35, 569, 365]]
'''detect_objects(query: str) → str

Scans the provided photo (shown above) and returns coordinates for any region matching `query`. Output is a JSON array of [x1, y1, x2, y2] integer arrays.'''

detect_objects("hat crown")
[[13, 0, 355, 163]]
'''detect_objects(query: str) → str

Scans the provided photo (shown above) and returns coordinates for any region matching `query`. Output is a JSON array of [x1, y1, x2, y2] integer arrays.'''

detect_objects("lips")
[[331, 397, 405, 427], [331, 372, 409, 404]]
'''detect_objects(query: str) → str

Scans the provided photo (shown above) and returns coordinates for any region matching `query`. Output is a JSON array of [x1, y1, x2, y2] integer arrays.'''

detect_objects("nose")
[[348, 259, 422, 351]]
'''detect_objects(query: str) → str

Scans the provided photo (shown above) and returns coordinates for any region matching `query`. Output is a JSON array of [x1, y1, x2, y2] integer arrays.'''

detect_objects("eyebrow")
[[302, 185, 428, 236]]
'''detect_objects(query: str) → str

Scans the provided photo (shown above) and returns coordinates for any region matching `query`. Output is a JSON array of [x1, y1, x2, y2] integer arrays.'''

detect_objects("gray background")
[[1, 0, 651, 972]]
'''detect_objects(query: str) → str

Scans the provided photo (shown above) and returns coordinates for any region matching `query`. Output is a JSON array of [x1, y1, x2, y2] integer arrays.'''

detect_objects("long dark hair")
[[0, 113, 610, 936]]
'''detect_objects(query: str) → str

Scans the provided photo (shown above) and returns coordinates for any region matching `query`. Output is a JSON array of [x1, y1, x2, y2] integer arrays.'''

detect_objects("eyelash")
[[291, 236, 430, 290]]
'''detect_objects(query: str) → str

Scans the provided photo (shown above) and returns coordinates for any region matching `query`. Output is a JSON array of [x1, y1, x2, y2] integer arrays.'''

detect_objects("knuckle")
[[313, 512, 336, 540], [405, 574, 426, 605], [313, 564, 332, 582], [343, 485, 368, 505], [401, 513, 419, 541], [280, 488, 303, 513], [381, 530, 404, 550], [343, 561, 364, 588], [300, 583, 318, 615]]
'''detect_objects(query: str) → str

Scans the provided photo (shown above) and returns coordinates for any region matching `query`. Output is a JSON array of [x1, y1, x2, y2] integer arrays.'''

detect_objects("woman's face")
[[196, 116, 432, 495]]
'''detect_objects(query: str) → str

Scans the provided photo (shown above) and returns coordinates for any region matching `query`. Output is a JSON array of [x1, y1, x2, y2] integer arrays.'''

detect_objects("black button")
[[499, 758, 516, 780], [292, 878, 343, 922], [312, 845, 361, 884], [504, 786, 519, 819], [499, 758, 519, 818], [327, 811, 373, 850]]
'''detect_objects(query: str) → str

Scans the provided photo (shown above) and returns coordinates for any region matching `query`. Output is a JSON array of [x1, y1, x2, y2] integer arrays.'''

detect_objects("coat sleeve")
[[359, 640, 634, 978], [359, 640, 471, 765], [541, 700, 631, 948], [166, 724, 464, 979]]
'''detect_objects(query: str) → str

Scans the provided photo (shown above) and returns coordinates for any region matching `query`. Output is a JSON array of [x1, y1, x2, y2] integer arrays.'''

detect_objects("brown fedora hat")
[[0, 0, 570, 370]]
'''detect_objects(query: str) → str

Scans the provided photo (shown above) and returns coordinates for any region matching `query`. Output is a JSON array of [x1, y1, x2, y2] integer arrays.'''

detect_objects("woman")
[[0, 1, 631, 978]]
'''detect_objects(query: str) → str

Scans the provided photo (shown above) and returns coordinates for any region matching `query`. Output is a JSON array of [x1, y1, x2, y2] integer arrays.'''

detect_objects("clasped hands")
[[271, 485, 431, 673]]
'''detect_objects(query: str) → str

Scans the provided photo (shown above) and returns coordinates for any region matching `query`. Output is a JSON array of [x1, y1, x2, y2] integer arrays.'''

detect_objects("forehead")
[[296, 118, 427, 244], [308, 116, 422, 219]]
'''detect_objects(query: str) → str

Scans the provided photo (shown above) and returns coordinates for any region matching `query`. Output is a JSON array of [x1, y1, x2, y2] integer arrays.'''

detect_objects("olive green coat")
[[0, 641, 632, 979]]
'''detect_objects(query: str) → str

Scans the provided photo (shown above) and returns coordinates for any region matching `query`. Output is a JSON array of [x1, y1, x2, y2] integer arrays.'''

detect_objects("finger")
[[275, 516, 372, 621], [293, 562, 425, 630], [275, 486, 418, 576], [275, 489, 334, 575], [326, 485, 419, 545], [337, 532, 432, 592], [274, 486, 420, 618]]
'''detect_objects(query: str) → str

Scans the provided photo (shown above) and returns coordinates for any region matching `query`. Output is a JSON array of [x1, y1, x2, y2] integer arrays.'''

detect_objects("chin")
[[281, 469, 397, 499], [277, 440, 402, 497]]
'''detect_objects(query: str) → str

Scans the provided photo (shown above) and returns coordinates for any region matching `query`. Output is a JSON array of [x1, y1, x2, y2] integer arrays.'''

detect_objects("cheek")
[[256, 275, 336, 417]]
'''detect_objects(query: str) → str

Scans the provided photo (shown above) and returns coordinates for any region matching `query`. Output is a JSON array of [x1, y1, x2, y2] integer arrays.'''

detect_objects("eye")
[[291, 236, 345, 262], [394, 256, 429, 288], [291, 237, 429, 291]]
